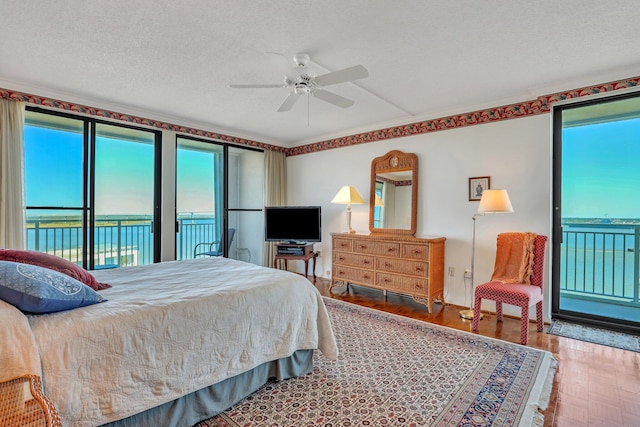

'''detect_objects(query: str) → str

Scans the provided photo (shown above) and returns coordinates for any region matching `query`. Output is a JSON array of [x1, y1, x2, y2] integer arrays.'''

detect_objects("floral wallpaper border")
[[287, 75, 640, 156], [2, 75, 639, 157], [0, 88, 287, 153]]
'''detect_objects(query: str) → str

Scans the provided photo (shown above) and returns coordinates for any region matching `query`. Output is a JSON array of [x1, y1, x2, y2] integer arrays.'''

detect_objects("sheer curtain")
[[262, 149, 287, 266], [0, 99, 26, 249]]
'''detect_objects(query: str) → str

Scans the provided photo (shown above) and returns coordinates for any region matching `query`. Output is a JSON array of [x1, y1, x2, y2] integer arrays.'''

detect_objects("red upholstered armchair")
[[472, 234, 548, 345]]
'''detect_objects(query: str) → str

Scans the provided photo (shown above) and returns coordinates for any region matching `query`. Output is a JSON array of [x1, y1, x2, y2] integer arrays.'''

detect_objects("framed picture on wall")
[[469, 176, 490, 201]]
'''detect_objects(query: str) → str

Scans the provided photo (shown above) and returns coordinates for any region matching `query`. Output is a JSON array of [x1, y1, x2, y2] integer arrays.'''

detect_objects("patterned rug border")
[[200, 297, 557, 427], [322, 297, 558, 427], [547, 319, 640, 353]]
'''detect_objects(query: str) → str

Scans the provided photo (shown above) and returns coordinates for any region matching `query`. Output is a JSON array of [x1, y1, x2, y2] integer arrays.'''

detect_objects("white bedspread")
[[23, 257, 338, 426]]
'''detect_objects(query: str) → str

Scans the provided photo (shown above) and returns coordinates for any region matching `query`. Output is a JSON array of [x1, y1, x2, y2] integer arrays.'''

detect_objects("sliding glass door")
[[94, 123, 158, 267], [175, 138, 224, 260], [552, 92, 640, 332], [175, 137, 264, 264], [24, 108, 161, 268]]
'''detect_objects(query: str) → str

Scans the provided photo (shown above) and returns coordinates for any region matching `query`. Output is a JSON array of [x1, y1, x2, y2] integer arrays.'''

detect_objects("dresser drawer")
[[376, 257, 428, 277], [333, 252, 374, 269], [333, 266, 374, 285], [402, 243, 430, 260], [376, 273, 429, 296], [353, 240, 400, 257], [333, 237, 353, 252]]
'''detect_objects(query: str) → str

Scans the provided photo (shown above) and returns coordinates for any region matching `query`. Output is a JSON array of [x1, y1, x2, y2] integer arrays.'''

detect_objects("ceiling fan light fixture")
[[229, 52, 368, 112]]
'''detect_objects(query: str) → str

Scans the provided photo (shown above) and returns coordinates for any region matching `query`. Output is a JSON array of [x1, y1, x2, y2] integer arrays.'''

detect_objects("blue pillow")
[[0, 261, 106, 314]]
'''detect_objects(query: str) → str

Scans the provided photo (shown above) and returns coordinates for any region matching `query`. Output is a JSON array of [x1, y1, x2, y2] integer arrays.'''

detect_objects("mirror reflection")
[[369, 150, 418, 236], [373, 171, 413, 229]]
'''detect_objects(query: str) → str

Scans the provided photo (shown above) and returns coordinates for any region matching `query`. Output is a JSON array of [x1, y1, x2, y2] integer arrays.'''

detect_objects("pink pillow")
[[0, 249, 111, 291]]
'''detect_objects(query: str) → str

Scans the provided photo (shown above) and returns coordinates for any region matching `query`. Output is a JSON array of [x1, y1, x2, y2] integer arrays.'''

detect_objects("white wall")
[[287, 113, 551, 319]]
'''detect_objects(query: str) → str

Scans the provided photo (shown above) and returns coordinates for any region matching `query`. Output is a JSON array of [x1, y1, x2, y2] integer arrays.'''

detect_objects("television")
[[264, 206, 322, 243]]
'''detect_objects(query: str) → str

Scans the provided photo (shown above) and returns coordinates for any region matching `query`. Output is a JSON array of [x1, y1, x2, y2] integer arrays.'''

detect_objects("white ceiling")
[[2, 0, 640, 147]]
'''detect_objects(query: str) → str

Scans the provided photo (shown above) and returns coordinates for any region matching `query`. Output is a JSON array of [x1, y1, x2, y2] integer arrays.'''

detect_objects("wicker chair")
[[472, 234, 548, 345]]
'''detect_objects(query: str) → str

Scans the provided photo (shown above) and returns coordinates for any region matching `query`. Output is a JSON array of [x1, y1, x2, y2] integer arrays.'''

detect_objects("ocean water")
[[26, 214, 219, 266]]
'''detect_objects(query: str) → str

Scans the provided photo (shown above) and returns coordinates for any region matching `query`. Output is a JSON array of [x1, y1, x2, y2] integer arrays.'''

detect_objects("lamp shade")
[[374, 194, 384, 206], [477, 189, 513, 214], [331, 186, 365, 205]]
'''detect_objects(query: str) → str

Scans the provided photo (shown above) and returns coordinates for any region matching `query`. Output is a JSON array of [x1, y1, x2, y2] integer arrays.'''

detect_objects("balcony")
[[560, 221, 640, 322], [26, 214, 219, 268]]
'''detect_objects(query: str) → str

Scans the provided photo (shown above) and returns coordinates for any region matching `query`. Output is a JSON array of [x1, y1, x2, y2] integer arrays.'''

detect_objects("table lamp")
[[331, 186, 365, 234]]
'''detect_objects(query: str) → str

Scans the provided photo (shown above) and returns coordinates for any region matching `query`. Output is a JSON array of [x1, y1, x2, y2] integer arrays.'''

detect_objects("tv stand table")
[[273, 243, 316, 279]]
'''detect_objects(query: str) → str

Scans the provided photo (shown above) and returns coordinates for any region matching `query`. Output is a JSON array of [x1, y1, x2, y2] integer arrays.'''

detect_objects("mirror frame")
[[369, 150, 418, 236]]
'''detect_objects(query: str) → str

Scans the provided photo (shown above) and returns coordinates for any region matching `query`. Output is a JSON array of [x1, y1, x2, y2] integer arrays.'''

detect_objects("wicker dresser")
[[330, 233, 446, 312]]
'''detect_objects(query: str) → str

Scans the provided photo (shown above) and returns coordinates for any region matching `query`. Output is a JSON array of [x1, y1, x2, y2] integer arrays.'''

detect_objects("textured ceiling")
[[1, 0, 640, 147]]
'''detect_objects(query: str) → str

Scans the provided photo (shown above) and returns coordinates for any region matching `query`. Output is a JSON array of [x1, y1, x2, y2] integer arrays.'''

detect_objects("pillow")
[[0, 261, 106, 314], [0, 249, 111, 291]]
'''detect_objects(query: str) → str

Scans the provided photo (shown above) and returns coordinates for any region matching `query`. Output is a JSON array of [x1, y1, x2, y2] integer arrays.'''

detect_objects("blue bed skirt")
[[101, 349, 314, 427]]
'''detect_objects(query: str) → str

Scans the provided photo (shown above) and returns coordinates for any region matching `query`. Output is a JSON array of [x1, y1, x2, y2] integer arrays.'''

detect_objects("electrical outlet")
[[464, 269, 472, 279], [447, 266, 455, 277]]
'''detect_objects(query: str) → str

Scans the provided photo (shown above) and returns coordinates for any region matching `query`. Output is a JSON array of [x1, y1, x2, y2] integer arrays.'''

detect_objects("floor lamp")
[[459, 189, 514, 320]]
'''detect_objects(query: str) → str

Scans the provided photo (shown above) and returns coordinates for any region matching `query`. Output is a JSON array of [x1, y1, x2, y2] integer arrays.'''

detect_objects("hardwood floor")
[[311, 278, 640, 427]]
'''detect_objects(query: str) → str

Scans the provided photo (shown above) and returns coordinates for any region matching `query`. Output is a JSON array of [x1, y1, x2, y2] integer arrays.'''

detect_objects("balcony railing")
[[26, 214, 219, 268], [26, 216, 639, 306], [561, 222, 640, 306]]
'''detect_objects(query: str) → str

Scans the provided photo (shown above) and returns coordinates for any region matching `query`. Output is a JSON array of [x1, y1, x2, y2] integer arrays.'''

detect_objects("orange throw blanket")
[[490, 232, 536, 284]]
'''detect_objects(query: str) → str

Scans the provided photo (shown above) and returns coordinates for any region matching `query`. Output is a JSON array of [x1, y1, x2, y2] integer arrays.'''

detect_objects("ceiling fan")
[[229, 53, 369, 112]]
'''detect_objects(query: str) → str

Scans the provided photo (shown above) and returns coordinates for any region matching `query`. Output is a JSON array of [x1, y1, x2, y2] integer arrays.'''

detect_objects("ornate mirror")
[[369, 150, 418, 236]]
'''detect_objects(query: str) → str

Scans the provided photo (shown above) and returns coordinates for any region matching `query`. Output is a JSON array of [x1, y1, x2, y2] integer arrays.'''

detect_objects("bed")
[[0, 257, 338, 427]]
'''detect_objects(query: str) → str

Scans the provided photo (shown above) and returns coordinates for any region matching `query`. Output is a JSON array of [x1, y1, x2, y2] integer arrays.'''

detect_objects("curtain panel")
[[262, 149, 287, 266], [0, 99, 26, 249]]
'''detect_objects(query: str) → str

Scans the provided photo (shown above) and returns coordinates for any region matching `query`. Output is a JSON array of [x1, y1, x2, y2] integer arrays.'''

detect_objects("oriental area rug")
[[548, 319, 640, 353], [198, 298, 557, 427]]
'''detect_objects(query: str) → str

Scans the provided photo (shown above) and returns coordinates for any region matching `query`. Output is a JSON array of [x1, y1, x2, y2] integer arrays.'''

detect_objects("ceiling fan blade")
[[312, 90, 355, 108], [314, 65, 369, 87], [229, 83, 287, 89], [277, 92, 301, 112]]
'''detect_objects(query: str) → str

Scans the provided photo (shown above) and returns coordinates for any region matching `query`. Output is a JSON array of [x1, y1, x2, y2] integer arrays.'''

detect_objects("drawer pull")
[[413, 250, 421, 255], [415, 267, 423, 272], [363, 260, 370, 265], [363, 275, 370, 279], [360, 245, 368, 250], [387, 248, 396, 252], [415, 284, 423, 290], [339, 256, 345, 261], [384, 278, 390, 283], [384, 262, 391, 268]]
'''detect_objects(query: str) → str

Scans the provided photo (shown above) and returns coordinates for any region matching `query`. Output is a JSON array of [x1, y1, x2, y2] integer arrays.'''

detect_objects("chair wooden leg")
[[536, 301, 544, 332], [520, 305, 529, 345], [496, 302, 503, 322], [472, 296, 482, 331]]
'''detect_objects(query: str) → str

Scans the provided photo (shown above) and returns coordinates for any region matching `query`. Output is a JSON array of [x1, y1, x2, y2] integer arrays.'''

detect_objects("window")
[[24, 108, 161, 269]]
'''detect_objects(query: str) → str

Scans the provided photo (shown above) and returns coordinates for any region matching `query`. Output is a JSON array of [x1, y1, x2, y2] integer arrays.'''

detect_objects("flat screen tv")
[[264, 206, 321, 243]]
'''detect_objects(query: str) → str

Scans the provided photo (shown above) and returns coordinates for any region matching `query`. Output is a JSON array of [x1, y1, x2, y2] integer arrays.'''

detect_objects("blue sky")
[[25, 115, 640, 219], [24, 126, 216, 215], [562, 118, 640, 218]]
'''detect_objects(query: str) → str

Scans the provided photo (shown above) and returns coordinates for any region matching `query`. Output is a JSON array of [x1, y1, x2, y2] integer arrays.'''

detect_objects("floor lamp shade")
[[331, 186, 365, 234], [477, 189, 513, 214], [460, 189, 514, 320]]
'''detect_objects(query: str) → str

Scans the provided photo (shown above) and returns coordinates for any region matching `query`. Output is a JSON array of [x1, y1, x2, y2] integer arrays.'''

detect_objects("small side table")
[[0, 375, 61, 427], [273, 243, 317, 279]]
